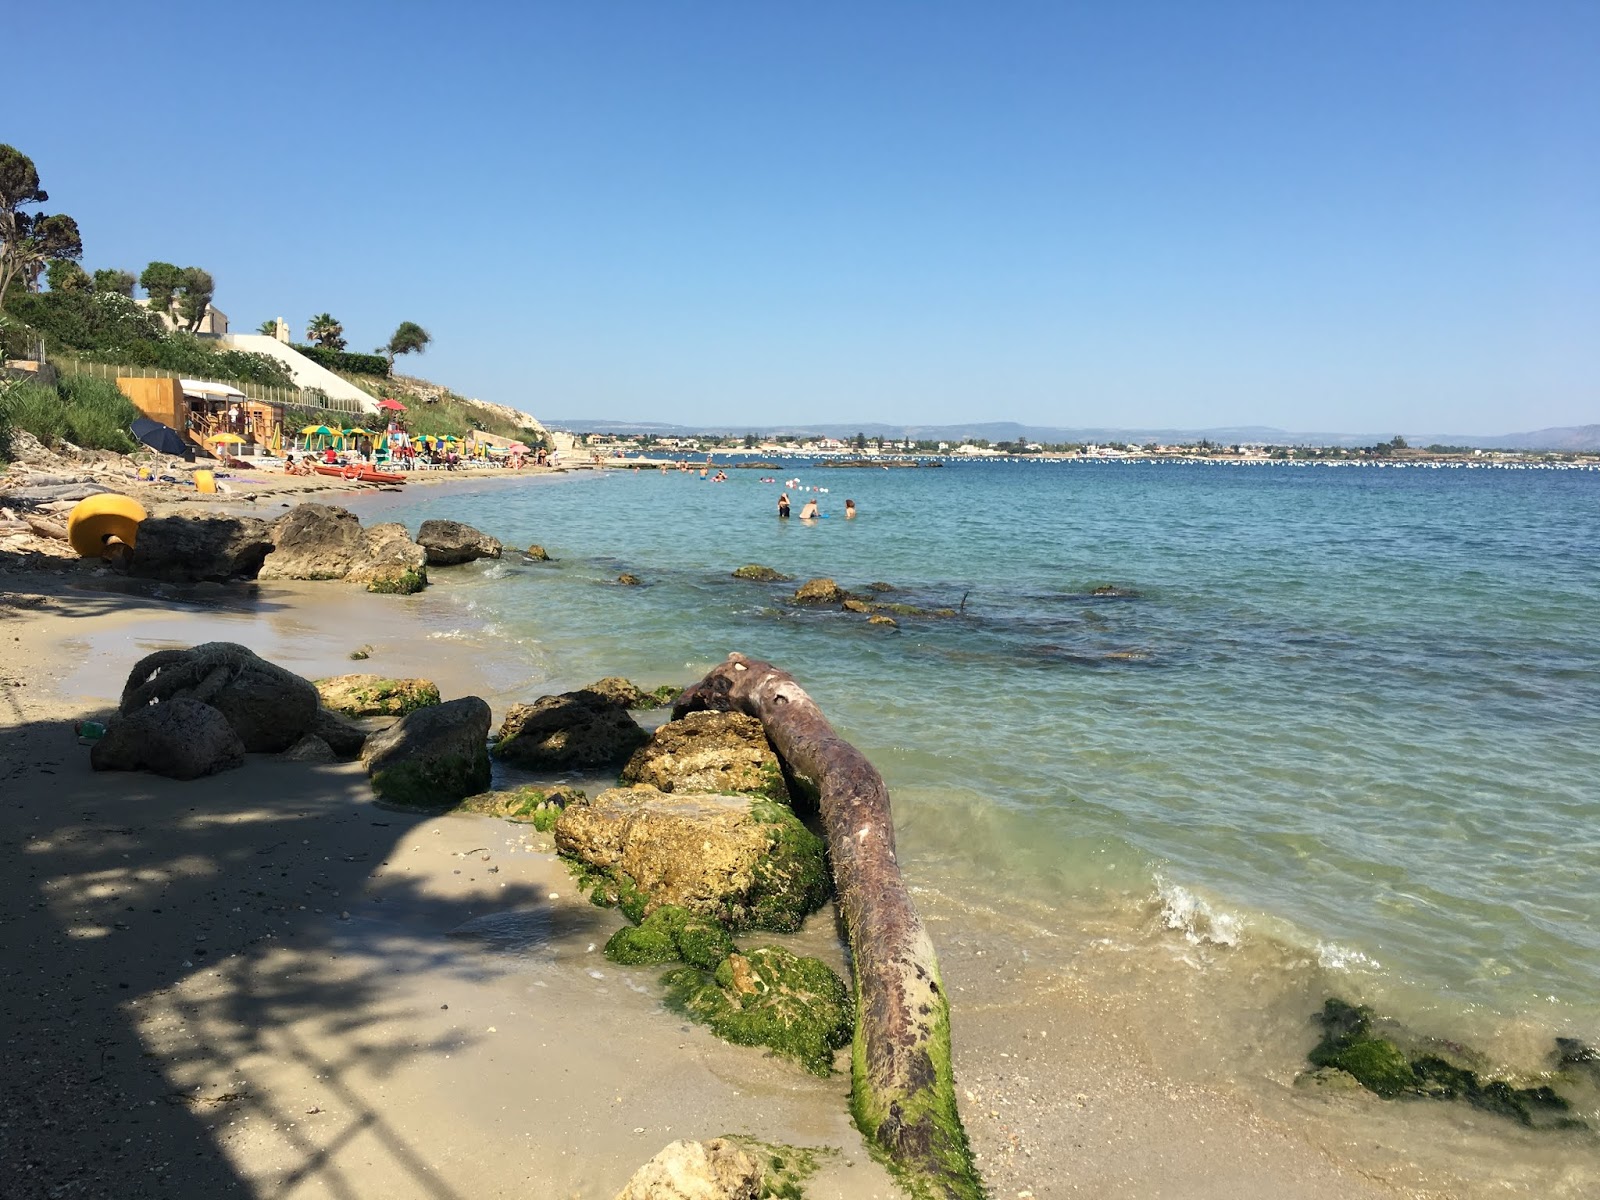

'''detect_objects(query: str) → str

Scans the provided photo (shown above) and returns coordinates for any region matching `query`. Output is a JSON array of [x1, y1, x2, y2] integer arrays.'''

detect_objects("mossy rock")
[[664, 946, 852, 1076], [367, 567, 427, 595], [605, 903, 734, 970], [580, 677, 681, 711], [732, 564, 793, 582], [315, 673, 441, 718], [370, 747, 491, 809], [458, 785, 585, 831], [721, 1138, 831, 1200], [525, 544, 553, 561]]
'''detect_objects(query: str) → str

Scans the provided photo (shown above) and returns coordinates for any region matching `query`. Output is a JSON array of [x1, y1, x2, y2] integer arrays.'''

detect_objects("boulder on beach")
[[493, 690, 649, 768], [345, 522, 429, 594], [129, 514, 276, 582], [311, 707, 371, 760], [416, 518, 503, 566], [361, 695, 492, 808], [554, 785, 829, 932], [258, 503, 364, 581], [793, 577, 845, 605], [278, 734, 335, 763], [117, 641, 320, 753], [612, 1138, 762, 1200], [731, 564, 792, 582], [620, 711, 787, 801], [315, 674, 441, 718], [91, 696, 245, 780]]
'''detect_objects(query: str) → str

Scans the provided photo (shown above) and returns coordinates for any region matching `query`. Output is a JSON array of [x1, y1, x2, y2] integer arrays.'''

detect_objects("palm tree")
[[255, 318, 277, 335], [306, 313, 346, 350]]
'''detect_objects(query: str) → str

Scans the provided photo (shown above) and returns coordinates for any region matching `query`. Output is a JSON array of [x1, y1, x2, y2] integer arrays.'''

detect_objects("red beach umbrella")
[[376, 398, 406, 412]]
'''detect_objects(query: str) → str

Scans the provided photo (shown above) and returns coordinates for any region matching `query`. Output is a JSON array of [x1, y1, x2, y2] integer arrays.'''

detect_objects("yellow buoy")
[[66, 494, 148, 559]]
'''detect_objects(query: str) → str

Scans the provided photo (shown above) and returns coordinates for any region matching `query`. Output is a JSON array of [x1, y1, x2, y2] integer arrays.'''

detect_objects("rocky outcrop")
[[257, 505, 428, 593], [416, 519, 502, 566], [118, 642, 319, 753], [493, 691, 648, 768], [793, 577, 845, 605], [731, 564, 791, 582], [620, 711, 786, 800], [129, 514, 276, 582], [361, 695, 492, 808], [612, 1139, 761, 1200], [310, 707, 370, 759], [315, 674, 440, 717], [258, 504, 364, 581], [90, 696, 245, 780], [554, 785, 828, 931], [345, 523, 428, 594]]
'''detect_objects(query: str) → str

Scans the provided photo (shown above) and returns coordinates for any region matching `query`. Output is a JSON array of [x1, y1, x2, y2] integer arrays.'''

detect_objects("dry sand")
[[0, 567, 1485, 1199]]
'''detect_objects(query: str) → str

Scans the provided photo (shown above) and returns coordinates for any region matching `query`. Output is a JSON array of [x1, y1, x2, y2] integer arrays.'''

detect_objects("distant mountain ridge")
[[544, 417, 1600, 452]]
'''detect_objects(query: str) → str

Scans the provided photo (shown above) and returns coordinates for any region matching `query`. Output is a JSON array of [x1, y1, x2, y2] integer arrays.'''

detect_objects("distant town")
[[554, 429, 1600, 466]]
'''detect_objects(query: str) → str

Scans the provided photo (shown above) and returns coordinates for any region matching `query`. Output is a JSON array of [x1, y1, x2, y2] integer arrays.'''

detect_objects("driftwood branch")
[[677, 653, 983, 1199]]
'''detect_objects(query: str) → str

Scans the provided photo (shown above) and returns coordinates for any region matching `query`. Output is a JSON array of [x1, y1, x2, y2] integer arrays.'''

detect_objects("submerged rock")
[[605, 903, 735, 970], [617, 572, 642, 586], [555, 785, 829, 931], [493, 691, 648, 768], [90, 696, 245, 780], [612, 1138, 762, 1200], [663, 946, 853, 1076], [416, 518, 502, 565], [732, 563, 792, 582], [315, 674, 441, 718], [620, 711, 787, 800], [361, 695, 491, 808], [524, 544, 552, 561], [793, 577, 844, 605], [581, 676, 680, 711]]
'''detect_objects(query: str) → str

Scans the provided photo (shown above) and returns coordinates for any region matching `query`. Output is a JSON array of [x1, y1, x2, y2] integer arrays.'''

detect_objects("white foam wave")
[[1316, 941, 1381, 972], [1154, 878, 1244, 947]]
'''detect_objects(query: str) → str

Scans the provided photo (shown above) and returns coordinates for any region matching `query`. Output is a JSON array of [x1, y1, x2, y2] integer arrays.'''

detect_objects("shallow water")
[[353, 460, 1600, 1087]]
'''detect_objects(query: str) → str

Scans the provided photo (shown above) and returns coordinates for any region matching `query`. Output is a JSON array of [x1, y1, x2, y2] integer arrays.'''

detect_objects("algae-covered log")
[[676, 653, 983, 1200]]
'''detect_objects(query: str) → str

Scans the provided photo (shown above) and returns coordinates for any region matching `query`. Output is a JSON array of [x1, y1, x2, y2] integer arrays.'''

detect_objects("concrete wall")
[[116, 377, 186, 430], [219, 335, 377, 412]]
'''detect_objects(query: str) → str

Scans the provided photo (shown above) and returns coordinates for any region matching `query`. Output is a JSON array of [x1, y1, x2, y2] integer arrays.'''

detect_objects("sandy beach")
[[0, 546, 1501, 1199]]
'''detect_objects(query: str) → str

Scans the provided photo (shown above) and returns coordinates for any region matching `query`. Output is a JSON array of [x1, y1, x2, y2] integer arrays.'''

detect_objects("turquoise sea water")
[[355, 460, 1600, 1062]]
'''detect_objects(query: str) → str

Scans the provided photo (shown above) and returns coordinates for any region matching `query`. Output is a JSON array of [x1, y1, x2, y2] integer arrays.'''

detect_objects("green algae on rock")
[[1308, 999, 1584, 1128], [620, 710, 789, 801], [732, 564, 794, 582], [604, 903, 735, 970], [314, 673, 441, 718], [665, 946, 852, 1077], [721, 1137, 833, 1200], [457, 785, 586, 831]]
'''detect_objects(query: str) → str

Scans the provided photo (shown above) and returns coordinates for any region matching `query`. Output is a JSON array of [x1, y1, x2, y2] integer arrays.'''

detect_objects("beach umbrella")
[[342, 427, 373, 437], [376, 398, 406, 412], [508, 442, 529, 453], [300, 424, 337, 437], [440, 433, 460, 442], [131, 417, 189, 457], [206, 432, 246, 445]]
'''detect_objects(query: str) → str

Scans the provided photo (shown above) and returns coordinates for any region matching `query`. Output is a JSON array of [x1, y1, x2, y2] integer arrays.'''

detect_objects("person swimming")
[[799, 497, 820, 519], [845, 499, 857, 518]]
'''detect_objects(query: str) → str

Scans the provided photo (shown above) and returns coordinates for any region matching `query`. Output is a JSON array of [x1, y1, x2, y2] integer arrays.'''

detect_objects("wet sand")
[[0, 564, 1500, 1199]]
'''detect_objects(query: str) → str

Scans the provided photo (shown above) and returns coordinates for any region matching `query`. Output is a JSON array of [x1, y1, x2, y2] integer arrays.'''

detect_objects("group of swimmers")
[[778, 493, 856, 520]]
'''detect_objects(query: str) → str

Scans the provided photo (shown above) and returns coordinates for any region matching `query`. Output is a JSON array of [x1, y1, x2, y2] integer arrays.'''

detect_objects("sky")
[[13, 1, 1598, 436]]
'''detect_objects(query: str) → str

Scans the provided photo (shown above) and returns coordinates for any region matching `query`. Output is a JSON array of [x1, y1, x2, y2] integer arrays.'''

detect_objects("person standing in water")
[[778, 493, 791, 518], [799, 497, 820, 520], [844, 499, 857, 518]]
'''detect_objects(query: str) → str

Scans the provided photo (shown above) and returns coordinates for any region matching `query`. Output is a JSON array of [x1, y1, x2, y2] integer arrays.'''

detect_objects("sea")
[[350, 456, 1600, 1126]]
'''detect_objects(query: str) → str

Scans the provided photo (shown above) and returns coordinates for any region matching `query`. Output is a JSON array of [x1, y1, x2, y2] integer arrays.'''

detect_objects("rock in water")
[[315, 674, 441, 717], [554, 785, 828, 931], [731, 564, 792, 582], [118, 641, 319, 753], [620, 711, 787, 800], [493, 691, 648, 768], [258, 503, 365, 581], [793, 577, 845, 605], [91, 697, 245, 780], [346, 522, 428, 594], [361, 696, 492, 808], [524, 544, 553, 561], [612, 1138, 762, 1200], [581, 676, 679, 711], [129, 514, 276, 582], [416, 518, 503, 565]]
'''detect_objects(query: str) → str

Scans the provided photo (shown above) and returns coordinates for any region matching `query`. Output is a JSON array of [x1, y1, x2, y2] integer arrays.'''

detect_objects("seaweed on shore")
[[1308, 999, 1587, 1129]]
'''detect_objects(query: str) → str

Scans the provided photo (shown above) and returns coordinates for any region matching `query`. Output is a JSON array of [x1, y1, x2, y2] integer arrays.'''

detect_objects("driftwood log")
[[677, 653, 983, 1200]]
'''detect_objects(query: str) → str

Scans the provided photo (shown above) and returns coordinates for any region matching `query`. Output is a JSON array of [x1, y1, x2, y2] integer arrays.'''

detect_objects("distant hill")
[[543, 418, 1600, 452]]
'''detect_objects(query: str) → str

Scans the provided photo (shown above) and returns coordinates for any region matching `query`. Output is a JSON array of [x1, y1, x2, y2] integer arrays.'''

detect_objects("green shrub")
[[4, 380, 66, 446], [3, 289, 164, 351], [58, 374, 139, 452], [292, 344, 390, 377]]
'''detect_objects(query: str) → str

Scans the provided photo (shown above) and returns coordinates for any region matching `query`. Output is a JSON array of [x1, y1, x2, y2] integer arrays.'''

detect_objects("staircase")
[[220, 335, 378, 412]]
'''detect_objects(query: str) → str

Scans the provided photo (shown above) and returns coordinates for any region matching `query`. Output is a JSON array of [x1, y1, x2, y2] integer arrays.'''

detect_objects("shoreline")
[[2, 534, 1589, 1196]]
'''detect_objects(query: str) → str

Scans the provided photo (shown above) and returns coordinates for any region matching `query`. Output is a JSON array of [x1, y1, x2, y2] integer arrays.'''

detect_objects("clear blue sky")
[[15, 1, 1598, 435]]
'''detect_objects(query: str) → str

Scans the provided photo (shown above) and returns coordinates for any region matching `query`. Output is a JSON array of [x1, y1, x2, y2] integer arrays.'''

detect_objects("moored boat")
[[312, 464, 408, 485]]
